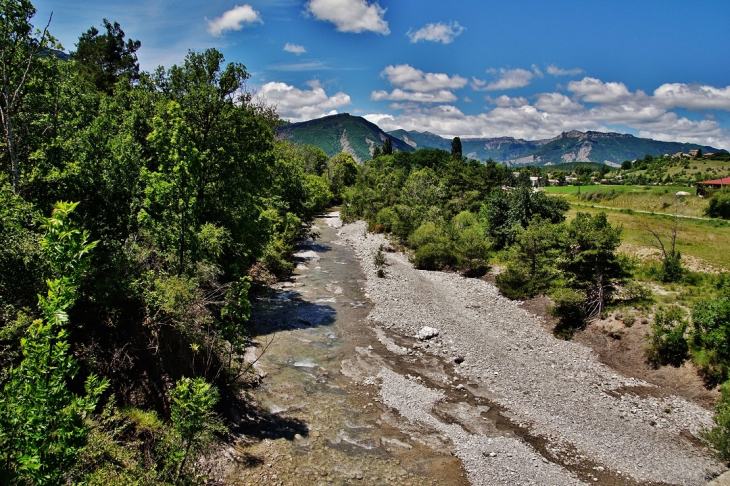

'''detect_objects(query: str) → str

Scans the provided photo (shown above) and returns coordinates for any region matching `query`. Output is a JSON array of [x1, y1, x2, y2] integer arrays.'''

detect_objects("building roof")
[[696, 176, 730, 185]]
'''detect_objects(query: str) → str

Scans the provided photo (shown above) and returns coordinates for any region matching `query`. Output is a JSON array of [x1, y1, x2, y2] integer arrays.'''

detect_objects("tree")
[[559, 212, 624, 319], [0, 202, 107, 485], [327, 152, 358, 201], [621, 160, 632, 170], [0, 0, 53, 193], [72, 19, 141, 94], [645, 194, 684, 282], [382, 136, 393, 155], [451, 136, 462, 159]]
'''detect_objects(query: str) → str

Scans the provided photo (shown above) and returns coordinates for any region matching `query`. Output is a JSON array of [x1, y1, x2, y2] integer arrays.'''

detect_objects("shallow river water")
[[228, 213, 469, 485]]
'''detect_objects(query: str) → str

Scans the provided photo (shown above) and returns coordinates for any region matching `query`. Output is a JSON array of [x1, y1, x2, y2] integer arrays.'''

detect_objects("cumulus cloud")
[[472, 68, 535, 91], [546, 65, 585, 76], [653, 83, 730, 111], [407, 21, 465, 44], [567, 77, 641, 104], [207, 5, 262, 36], [534, 93, 584, 114], [380, 64, 467, 92], [284, 43, 306, 54], [371, 89, 458, 103], [372, 64, 467, 103], [256, 80, 351, 122], [306, 0, 389, 34], [486, 95, 529, 108]]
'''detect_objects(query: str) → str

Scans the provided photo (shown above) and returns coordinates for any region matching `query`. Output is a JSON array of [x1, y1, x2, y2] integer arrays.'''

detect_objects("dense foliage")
[[0, 4, 335, 483]]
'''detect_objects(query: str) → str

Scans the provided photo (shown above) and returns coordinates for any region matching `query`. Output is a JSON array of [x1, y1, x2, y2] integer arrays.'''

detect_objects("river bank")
[[339, 215, 724, 485]]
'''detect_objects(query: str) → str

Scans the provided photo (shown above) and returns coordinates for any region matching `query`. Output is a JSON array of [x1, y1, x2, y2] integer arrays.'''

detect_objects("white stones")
[[416, 326, 440, 341]]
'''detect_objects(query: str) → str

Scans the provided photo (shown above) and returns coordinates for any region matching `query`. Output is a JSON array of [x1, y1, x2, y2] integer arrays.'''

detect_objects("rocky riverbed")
[[339, 215, 725, 485], [227, 212, 724, 485]]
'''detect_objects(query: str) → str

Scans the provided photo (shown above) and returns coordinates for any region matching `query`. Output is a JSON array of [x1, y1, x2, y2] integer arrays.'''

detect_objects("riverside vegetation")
[[0, 2, 346, 484], [2, 2, 730, 483], [343, 139, 730, 464]]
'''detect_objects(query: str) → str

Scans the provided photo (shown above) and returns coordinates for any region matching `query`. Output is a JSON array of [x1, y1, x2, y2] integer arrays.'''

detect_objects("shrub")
[[644, 306, 689, 367], [412, 242, 458, 271], [691, 297, 730, 385], [706, 192, 730, 220], [549, 288, 586, 339]]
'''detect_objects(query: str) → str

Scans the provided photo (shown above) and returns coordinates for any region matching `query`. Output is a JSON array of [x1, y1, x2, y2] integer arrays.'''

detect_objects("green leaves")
[[0, 202, 108, 485]]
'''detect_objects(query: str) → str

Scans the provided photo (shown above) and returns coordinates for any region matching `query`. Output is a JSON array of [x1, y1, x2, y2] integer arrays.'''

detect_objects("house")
[[696, 176, 730, 196], [689, 149, 700, 158]]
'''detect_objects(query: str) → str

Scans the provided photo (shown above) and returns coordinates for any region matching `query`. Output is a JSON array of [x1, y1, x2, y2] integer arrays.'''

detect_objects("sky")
[[33, 0, 730, 149]]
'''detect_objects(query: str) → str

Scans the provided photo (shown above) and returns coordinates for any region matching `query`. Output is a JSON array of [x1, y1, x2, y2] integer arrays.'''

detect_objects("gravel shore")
[[338, 217, 725, 486]]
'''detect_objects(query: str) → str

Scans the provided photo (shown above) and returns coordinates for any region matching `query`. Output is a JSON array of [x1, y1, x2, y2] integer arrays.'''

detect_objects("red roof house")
[[696, 176, 730, 196]]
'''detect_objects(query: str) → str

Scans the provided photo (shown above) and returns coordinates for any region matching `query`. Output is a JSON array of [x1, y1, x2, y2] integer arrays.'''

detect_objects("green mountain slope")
[[283, 114, 724, 166], [279, 113, 413, 163]]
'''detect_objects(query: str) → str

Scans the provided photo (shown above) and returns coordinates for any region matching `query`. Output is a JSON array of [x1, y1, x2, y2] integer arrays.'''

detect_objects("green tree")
[[72, 19, 141, 94], [559, 212, 624, 319], [382, 136, 393, 155], [621, 160, 632, 170], [0, 201, 108, 485], [691, 297, 730, 384], [0, 0, 54, 193], [451, 136, 462, 159], [644, 306, 689, 367], [327, 152, 358, 202]]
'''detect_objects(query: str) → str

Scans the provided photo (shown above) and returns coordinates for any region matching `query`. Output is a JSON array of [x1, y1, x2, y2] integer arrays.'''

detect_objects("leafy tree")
[[327, 152, 358, 202], [480, 187, 569, 250], [0, 0, 54, 193], [72, 19, 141, 94], [165, 377, 223, 484], [450, 136, 462, 159], [621, 160, 632, 170], [0, 202, 108, 485], [496, 218, 563, 299], [706, 192, 730, 220]]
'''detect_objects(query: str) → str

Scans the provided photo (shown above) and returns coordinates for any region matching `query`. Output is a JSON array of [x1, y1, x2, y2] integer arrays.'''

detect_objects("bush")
[[549, 288, 586, 339], [703, 381, 730, 463], [691, 297, 730, 384], [706, 192, 730, 220], [412, 242, 457, 271], [644, 306, 689, 367]]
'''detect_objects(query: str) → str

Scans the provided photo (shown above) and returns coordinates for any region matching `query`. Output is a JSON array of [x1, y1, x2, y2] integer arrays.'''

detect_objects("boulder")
[[416, 326, 439, 340]]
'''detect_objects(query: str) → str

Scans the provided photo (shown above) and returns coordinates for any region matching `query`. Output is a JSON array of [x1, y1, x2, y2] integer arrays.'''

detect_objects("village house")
[[695, 176, 730, 196]]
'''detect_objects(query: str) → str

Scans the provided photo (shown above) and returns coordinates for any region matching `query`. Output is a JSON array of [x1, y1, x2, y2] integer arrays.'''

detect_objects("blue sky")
[[34, 0, 730, 149]]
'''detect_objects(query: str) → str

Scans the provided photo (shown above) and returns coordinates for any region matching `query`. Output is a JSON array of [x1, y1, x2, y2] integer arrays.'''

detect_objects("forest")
[[2, 1, 730, 484]]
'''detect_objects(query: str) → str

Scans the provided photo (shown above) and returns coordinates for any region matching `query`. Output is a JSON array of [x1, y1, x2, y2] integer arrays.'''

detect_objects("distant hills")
[[279, 113, 723, 166]]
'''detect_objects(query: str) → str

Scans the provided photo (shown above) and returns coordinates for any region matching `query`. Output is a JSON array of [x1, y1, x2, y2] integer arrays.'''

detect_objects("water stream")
[[228, 213, 469, 485]]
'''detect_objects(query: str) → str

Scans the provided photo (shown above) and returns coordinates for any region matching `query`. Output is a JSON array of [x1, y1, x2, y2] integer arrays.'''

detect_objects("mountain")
[[282, 113, 724, 166], [278, 113, 413, 163]]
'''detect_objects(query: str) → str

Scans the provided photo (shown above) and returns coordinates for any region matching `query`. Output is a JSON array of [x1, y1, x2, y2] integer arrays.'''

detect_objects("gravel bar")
[[338, 216, 724, 486]]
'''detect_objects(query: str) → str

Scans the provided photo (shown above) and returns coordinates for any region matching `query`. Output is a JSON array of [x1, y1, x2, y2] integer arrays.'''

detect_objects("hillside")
[[279, 113, 413, 163], [282, 113, 725, 166]]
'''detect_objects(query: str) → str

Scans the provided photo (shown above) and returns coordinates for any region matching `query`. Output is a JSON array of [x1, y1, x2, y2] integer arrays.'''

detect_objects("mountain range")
[[278, 113, 723, 166]]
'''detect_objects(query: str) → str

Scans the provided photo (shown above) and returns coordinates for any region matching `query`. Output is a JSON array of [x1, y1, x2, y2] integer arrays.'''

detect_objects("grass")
[[546, 185, 710, 218], [564, 205, 730, 270]]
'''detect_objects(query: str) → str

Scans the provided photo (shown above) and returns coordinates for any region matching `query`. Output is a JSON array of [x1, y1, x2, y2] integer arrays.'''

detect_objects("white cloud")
[[372, 64, 467, 104], [207, 5, 262, 36], [653, 83, 730, 111], [472, 68, 535, 91], [255, 80, 351, 122], [546, 65, 585, 76], [567, 77, 640, 104], [486, 95, 529, 108], [284, 43, 306, 55], [306, 0, 389, 34], [380, 64, 468, 92], [407, 21, 465, 44], [371, 88, 458, 103], [534, 93, 584, 114]]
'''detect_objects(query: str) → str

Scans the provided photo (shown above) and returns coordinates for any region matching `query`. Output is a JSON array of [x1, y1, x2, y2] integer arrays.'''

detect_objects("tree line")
[[0, 2, 342, 483]]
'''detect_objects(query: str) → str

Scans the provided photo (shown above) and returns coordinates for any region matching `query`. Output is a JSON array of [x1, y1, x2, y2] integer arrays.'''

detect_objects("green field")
[[545, 185, 730, 269]]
